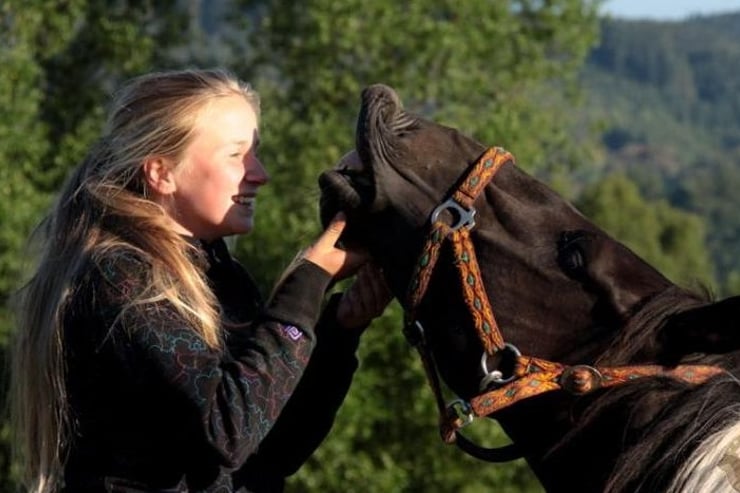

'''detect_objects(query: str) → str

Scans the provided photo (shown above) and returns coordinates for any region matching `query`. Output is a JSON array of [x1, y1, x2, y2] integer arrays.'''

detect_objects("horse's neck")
[[497, 287, 740, 492], [495, 369, 740, 492]]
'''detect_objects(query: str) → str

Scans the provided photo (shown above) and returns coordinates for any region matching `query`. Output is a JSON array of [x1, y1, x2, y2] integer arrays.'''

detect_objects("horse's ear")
[[558, 230, 673, 320], [659, 295, 740, 356]]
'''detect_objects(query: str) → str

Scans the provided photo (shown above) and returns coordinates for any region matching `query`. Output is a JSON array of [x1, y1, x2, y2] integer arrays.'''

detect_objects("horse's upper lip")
[[335, 150, 366, 173]]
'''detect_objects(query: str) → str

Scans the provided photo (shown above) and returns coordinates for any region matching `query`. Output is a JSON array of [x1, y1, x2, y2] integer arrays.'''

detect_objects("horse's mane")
[[598, 285, 707, 366], [602, 376, 740, 492], [552, 286, 740, 492], [667, 404, 740, 493]]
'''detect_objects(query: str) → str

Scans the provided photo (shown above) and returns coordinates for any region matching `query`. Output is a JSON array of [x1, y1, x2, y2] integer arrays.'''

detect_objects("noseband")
[[403, 147, 726, 462]]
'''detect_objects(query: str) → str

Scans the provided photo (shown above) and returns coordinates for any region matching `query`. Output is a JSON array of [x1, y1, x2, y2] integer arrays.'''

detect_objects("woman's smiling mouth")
[[232, 194, 256, 206]]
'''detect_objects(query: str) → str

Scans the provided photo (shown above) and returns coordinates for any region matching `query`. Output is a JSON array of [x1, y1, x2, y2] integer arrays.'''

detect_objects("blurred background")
[[2, 1, 739, 491]]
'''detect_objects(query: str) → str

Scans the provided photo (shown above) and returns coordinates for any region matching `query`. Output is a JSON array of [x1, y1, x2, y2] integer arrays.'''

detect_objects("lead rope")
[[403, 147, 727, 463]]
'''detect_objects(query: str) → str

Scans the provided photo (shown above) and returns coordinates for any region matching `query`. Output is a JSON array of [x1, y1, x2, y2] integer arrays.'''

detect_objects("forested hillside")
[[580, 12, 740, 293]]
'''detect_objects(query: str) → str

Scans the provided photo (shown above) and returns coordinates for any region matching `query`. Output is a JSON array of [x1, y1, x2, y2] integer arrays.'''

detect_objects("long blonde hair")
[[11, 68, 260, 493]]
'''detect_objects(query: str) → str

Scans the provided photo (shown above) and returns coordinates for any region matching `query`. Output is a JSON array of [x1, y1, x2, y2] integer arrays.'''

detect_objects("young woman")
[[11, 68, 391, 492]]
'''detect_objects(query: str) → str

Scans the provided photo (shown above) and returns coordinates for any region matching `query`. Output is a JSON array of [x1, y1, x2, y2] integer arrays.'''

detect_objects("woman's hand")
[[302, 212, 367, 280], [303, 212, 392, 329], [336, 263, 393, 330]]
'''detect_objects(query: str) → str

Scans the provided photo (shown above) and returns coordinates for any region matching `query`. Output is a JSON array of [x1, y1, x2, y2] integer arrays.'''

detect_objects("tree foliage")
[[576, 174, 715, 290], [583, 14, 740, 292], [234, 0, 602, 285]]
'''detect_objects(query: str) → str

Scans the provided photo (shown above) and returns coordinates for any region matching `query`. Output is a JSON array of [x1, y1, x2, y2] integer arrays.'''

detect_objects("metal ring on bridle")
[[430, 198, 477, 231], [446, 398, 474, 428], [480, 343, 522, 387]]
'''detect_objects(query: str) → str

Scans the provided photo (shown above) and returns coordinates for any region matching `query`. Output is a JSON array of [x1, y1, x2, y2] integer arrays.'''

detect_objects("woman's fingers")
[[303, 213, 369, 279]]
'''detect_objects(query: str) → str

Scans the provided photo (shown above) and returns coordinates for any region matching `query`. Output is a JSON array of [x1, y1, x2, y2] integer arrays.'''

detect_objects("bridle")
[[402, 146, 726, 462]]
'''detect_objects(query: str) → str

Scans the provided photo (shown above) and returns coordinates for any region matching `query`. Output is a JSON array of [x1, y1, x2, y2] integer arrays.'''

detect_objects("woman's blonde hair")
[[11, 68, 259, 492]]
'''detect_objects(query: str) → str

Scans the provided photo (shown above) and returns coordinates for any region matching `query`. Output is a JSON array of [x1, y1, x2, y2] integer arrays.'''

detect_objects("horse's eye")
[[559, 247, 584, 275], [557, 231, 588, 279]]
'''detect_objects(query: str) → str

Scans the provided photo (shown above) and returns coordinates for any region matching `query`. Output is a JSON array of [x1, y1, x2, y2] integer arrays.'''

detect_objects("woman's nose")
[[247, 157, 270, 185]]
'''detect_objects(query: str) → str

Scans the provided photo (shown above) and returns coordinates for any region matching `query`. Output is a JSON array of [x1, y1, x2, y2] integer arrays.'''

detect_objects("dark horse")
[[319, 84, 740, 492]]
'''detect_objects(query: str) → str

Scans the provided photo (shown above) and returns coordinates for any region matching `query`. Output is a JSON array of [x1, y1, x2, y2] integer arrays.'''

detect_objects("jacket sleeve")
[[234, 293, 364, 488], [97, 254, 333, 469]]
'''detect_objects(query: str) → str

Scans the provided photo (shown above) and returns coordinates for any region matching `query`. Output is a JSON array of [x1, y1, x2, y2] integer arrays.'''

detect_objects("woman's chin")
[[219, 211, 255, 237]]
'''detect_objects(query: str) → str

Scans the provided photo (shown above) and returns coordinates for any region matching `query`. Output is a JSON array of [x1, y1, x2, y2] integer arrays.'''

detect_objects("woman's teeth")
[[232, 195, 255, 206]]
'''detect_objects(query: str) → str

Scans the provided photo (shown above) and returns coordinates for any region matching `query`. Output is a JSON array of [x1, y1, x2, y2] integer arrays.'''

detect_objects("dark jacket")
[[61, 239, 362, 492]]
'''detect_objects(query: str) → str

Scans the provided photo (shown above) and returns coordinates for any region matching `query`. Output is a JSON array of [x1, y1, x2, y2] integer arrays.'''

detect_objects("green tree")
[[725, 271, 740, 296], [672, 156, 740, 293], [583, 14, 740, 291], [576, 173, 715, 290], [236, 0, 602, 286]]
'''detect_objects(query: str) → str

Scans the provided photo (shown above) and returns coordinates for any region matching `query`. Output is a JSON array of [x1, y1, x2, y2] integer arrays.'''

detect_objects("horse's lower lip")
[[319, 171, 364, 209], [318, 170, 370, 231]]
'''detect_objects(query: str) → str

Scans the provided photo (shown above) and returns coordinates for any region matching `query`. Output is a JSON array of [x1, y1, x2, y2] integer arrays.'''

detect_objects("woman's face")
[[168, 94, 269, 240]]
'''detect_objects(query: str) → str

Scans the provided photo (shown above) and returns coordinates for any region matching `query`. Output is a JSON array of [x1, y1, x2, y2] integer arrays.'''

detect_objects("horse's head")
[[320, 84, 675, 394], [319, 84, 739, 492]]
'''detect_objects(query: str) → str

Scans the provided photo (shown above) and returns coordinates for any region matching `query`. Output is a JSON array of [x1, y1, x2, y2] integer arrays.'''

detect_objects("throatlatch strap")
[[442, 356, 727, 430]]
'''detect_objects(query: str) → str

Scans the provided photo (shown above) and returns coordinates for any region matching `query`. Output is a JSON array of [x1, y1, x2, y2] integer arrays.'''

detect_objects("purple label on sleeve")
[[283, 325, 303, 341]]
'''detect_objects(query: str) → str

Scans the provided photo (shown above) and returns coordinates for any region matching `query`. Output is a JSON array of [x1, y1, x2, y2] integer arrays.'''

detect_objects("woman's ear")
[[143, 156, 177, 195]]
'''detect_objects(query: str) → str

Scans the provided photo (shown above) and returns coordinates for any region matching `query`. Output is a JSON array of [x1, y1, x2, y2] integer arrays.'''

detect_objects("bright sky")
[[603, 0, 740, 20]]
